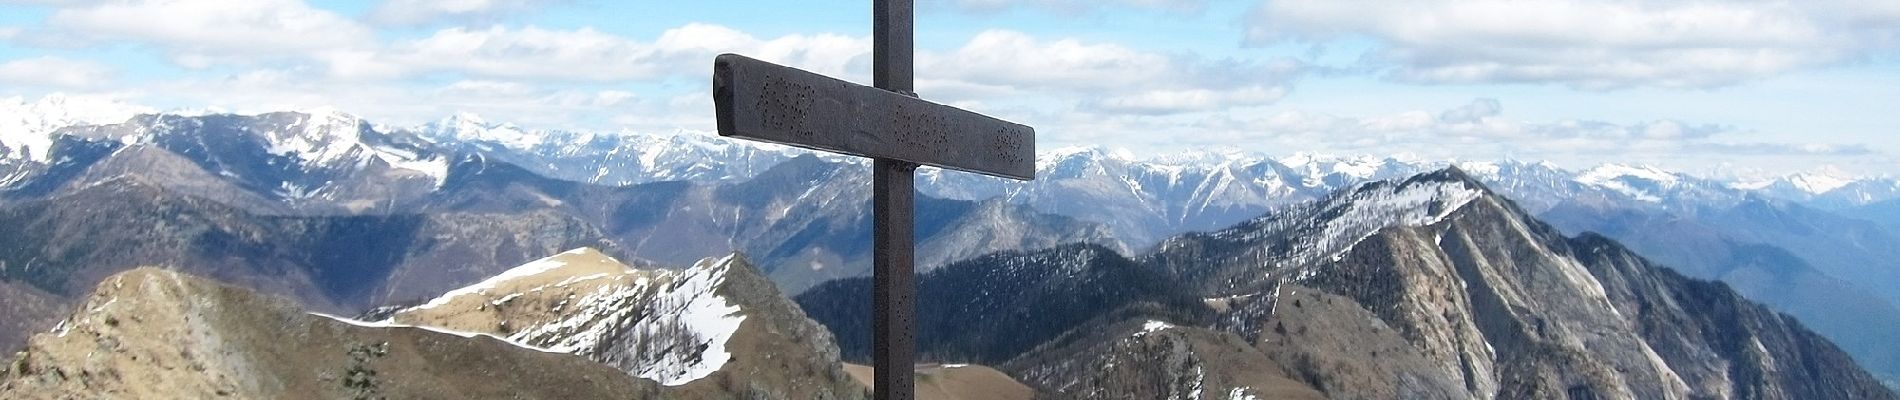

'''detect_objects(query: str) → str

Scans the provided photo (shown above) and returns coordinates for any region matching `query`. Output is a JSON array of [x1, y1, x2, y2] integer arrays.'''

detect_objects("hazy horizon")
[[2, 0, 1896, 174]]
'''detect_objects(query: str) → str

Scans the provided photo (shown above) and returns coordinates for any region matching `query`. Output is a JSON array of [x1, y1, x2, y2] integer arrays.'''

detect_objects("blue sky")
[[1, 0, 1897, 177]]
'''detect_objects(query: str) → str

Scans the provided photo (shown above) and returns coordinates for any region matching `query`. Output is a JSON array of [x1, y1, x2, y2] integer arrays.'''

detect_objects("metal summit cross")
[[709, 0, 1035, 399]]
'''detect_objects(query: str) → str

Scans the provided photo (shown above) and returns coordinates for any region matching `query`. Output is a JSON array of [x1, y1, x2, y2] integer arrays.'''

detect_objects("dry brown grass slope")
[[844, 363, 1036, 400], [0, 267, 661, 399], [392, 248, 866, 400]]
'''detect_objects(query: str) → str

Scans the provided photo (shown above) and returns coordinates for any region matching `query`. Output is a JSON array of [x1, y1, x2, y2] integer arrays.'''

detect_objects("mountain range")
[[799, 169, 1896, 398], [2, 97, 1899, 394], [7, 170, 1894, 399]]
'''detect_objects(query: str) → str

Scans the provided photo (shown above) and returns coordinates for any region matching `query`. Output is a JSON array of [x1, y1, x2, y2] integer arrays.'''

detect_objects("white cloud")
[[372, 23, 869, 83], [654, 23, 870, 80], [921, 30, 1298, 114], [44, 0, 373, 59], [367, 0, 568, 27], [1437, 98, 1500, 124], [0, 56, 112, 87], [1088, 86, 1286, 115], [1199, 98, 1870, 165], [0, 0, 96, 5], [1247, 0, 1900, 89]]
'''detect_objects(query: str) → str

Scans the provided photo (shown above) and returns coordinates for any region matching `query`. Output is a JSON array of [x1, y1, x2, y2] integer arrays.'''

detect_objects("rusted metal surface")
[[713, 53, 1036, 181]]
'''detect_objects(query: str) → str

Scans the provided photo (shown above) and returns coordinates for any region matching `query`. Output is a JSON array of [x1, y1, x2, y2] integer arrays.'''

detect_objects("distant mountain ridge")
[[800, 168, 1899, 399], [5, 102, 1895, 214], [5, 102, 1900, 388]]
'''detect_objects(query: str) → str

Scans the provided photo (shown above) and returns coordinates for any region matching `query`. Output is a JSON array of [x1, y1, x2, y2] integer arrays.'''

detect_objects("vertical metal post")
[[871, 158, 916, 400], [873, 1, 916, 399], [873, 0, 913, 94]]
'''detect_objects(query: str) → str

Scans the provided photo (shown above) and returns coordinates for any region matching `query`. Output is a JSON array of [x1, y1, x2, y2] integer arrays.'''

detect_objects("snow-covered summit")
[[1200, 168, 1488, 276], [1575, 164, 1687, 202], [417, 111, 561, 150], [0, 94, 150, 161]]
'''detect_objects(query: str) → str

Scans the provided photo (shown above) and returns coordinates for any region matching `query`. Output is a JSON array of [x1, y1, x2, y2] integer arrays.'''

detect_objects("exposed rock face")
[[1544, 195, 1900, 385], [1249, 286, 1466, 399], [0, 267, 660, 399], [390, 248, 865, 400], [804, 168, 1899, 400], [1205, 169, 1899, 399]]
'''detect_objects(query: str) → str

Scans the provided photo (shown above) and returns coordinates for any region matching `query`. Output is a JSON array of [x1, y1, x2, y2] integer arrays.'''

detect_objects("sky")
[[1, 0, 1897, 178]]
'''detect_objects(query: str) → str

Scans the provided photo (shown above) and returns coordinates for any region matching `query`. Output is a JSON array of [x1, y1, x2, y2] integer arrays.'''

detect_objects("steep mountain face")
[[803, 169, 1897, 400], [0, 267, 663, 399], [386, 248, 864, 399], [1542, 197, 1900, 384], [1186, 170, 1895, 399], [0, 135, 120, 203]]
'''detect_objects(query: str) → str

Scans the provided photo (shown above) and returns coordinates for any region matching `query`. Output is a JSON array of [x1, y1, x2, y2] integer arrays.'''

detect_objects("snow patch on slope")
[[627, 254, 748, 385], [278, 108, 451, 185], [1227, 387, 1261, 400], [399, 250, 749, 387], [1136, 320, 1176, 337], [1301, 174, 1484, 265]]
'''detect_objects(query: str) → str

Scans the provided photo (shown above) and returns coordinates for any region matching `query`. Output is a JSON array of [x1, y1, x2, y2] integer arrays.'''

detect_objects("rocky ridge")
[[389, 248, 865, 399]]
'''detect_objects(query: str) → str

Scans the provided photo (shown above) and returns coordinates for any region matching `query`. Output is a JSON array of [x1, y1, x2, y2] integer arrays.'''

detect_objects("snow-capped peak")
[[1454, 161, 1503, 178], [250, 109, 449, 185], [1785, 172, 1855, 195], [1576, 164, 1683, 202], [1037, 146, 1129, 165], [1580, 164, 1680, 185], [0, 93, 151, 161], [1222, 168, 1487, 277], [420, 111, 547, 149]]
